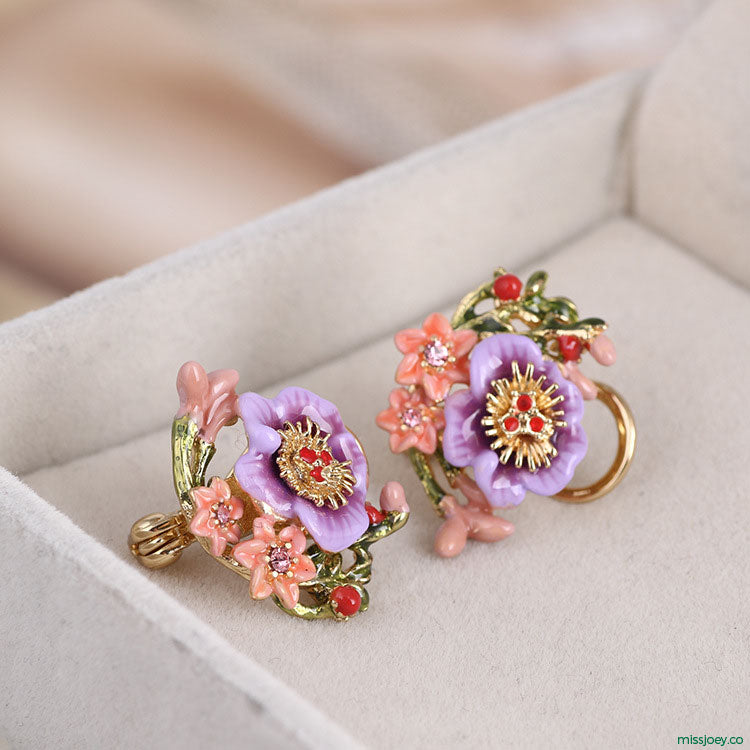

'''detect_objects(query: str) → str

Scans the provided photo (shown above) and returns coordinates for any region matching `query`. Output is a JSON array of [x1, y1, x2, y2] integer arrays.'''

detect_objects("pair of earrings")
[[129, 267, 635, 620]]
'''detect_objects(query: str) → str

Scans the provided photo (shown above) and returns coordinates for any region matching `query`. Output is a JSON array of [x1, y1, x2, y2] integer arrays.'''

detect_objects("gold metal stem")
[[553, 381, 636, 503]]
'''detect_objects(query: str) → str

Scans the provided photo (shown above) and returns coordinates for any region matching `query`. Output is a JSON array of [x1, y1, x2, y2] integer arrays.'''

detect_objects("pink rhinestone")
[[423, 339, 449, 368], [401, 408, 422, 428], [216, 504, 231, 525], [268, 546, 291, 574]]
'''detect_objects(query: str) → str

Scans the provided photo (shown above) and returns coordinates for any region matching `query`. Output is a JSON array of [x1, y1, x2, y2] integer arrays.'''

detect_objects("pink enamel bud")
[[379, 481, 409, 513], [590, 334, 616, 366]]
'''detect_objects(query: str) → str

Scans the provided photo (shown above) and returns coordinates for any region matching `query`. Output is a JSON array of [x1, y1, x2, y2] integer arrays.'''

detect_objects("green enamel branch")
[[171, 415, 215, 519]]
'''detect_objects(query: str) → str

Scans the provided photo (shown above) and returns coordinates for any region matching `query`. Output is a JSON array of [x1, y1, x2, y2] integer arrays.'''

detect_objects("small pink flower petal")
[[210, 477, 232, 501], [233, 539, 268, 570], [224, 525, 241, 545], [235, 537, 267, 555], [390, 430, 419, 453], [415, 422, 438, 454], [252, 515, 276, 543], [446, 362, 471, 384], [273, 577, 300, 609], [251, 567, 273, 600], [422, 312, 453, 340], [452, 329, 479, 358], [423, 372, 452, 402], [279, 525, 306, 555], [395, 328, 428, 354], [189, 487, 215, 509], [432, 409, 446, 431], [227, 497, 244, 520], [293, 554, 317, 583], [376, 408, 402, 433], [189, 508, 213, 537], [388, 388, 412, 409], [395, 352, 422, 385], [210, 533, 227, 557]]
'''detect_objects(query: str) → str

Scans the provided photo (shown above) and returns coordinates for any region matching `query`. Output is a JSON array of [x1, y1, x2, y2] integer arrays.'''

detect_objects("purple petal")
[[472, 449, 527, 507], [238, 391, 280, 428], [469, 334, 547, 401], [273, 387, 346, 435], [522, 422, 588, 496], [233, 451, 296, 517], [294, 496, 369, 553], [442, 389, 487, 467], [328, 430, 368, 500]]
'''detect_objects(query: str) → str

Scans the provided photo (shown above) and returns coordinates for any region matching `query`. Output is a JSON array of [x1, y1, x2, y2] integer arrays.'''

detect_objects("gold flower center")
[[275, 418, 355, 510], [480, 361, 567, 472]]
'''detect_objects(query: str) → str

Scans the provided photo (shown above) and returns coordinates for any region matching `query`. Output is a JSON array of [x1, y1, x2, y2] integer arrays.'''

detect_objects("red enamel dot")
[[529, 416, 545, 432], [503, 416, 520, 432], [310, 465, 325, 482], [558, 335, 582, 362], [319, 450, 332, 465], [330, 585, 361, 617], [365, 503, 386, 525], [492, 274, 523, 301], [516, 394, 533, 412], [299, 447, 318, 464]]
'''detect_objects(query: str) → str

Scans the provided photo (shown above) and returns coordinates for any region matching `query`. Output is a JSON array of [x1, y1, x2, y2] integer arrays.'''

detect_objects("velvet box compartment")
[[1, 1, 748, 747]]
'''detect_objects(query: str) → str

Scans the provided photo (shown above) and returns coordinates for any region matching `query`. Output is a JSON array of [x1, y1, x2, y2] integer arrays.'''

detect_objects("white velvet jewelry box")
[[2, 1, 748, 747]]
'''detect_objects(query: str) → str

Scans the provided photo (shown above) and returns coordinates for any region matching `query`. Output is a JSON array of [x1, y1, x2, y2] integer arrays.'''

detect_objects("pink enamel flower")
[[233, 515, 317, 609], [394, 313, 478, 402], [376, 387, 446, 454], [189, 477, 244, 556]]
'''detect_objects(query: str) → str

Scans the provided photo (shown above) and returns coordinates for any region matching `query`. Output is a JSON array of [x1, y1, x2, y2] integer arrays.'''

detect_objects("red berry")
[[365, 503, 386, 525], [516, 394, 533, 412], [330, 585, 361, 617], [558, 335, 582, 362], [492, 274, 523, 301], [529, 416, 545, 432]]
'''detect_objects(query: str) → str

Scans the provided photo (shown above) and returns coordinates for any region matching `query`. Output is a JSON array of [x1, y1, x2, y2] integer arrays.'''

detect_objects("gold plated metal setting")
[[129, 364, 409, 619]]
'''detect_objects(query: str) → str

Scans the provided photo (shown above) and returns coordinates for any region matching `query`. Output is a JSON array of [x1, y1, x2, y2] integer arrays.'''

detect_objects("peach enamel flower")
[[233, 515, 316, 609], [189, 477, 244, 556], [394, 312, 477, 401], [376, 387, 446, 454]]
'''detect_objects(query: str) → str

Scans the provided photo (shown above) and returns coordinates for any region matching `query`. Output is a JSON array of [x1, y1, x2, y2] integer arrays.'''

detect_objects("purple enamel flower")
[[234, 387, 369, 553], [442, 334, 587, 507]]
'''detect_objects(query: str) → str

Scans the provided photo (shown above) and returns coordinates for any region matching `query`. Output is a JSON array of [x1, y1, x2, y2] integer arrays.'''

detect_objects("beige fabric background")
[[0, 0, 706, 306], [1, 1, 749, 747]]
